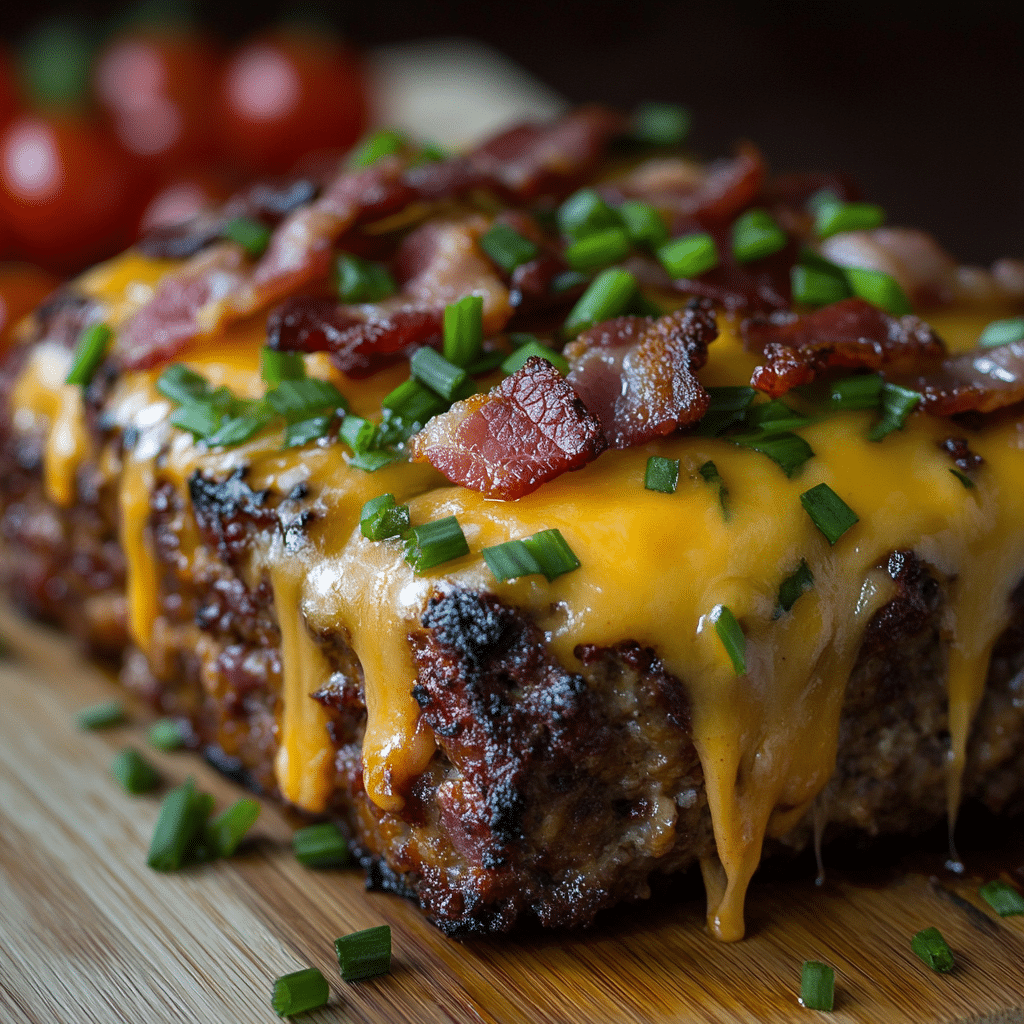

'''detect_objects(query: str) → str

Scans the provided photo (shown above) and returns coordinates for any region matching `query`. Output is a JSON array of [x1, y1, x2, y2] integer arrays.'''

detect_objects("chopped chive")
[[844, 266, 912, 316], [266, 378, 349, 420], [978, 316, 1024, 348], [557, 188, 620, 240], [644, 456, 680, 494], [271, 967, 330, 1017], [551, 269, 590, 294], [359, 493, 410, 541], [284, 414, 335, 449], [979, 879, 1024, 916], [443, 294, 484, 368], [404, 515, 470, 572], [801, 483, 859, 544], [950, 468, 975, 489], [618, 200, 668, 248], [791, 263, 851, 307], [203, 798, 260, 858], [66, 323, 112, 386], [827, 373, 883, 411], [869, 383, 920, 441], [776, 559, 814, 616], [815, 201, 886, 240], [339, 414, 376, 454], [333, 253, 397, 304], [628, 290, 664, 318], [630, 102, 691, 147], [482, 539, 542, 582], [222, 216, 272, 259], [501, 341, 569, 376], [508, 332, 538, 348], [657, 232, 719, 279], [744, 398, 813, 435], [465, 349, 508, 375], [698, 460, 729, 516], [148, 718, 186, 751], [410, 347, 471, 402], [293, 822, 351, 868], [335, 925, 392, 982], [911, 927, 955, 973], [712, 605, 746, 675], [156, 364, 215, 406], [146, 778, 212, 871], [261, 348, 306, 384], [348, 128, 406, 168], [111, 748, 161, 794], [478, 223, 538, 274], [799, 961, 835, 1011], [522, 528, 580, 581], [413, 140, 447, 164], [381, 378, 448, 424], [563, 268, 637, 335], [207, 406, 276, 447], [732, 209, 787, 263], [77, 699, 126, 730], [348, 449, 403, 472], [696, 386, 757, 436], [731, 432, 815, 477], [170, 402, 223, 440], [564, 226, 632, 273]]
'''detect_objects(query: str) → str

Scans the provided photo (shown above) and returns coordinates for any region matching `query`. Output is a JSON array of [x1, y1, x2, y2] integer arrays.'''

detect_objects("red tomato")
[[0, 262, 59, 350], [217, 30, 368, 176], [0, 114, 146, 273]]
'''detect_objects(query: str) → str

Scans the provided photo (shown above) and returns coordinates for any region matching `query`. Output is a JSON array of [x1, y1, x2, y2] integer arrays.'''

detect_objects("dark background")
[[1, 0, 1021, 264]]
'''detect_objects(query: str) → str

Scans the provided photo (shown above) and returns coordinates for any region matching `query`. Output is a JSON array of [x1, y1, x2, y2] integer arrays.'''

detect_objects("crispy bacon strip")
[[742, 297, 946, 397], [409, 357, 605, 500], [897, 342, 1024, 416], [566, 301, 717, 448]]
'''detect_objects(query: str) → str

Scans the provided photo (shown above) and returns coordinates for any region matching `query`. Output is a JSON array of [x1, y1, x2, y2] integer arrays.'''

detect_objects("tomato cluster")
[[0, 19, 368, 276]]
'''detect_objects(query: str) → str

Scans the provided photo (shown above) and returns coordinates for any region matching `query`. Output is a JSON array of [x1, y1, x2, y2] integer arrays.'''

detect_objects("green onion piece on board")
[[293, 822, 351, 868], [844, 266, 912, 316], [404, 515, 470, 572], [563, 268, 637, 336], [478, 223, 538, 274], [410, 347, 471, 402], [66, 323, 113, 386], [260, 348, 306, 384], [557, 188, 620, 240], [827, 374, 883, 411], [222, 217, 272, 259], [522, 529, 580, 581], [203, 798, 260, 858], [799, 960, 835, 1011], [712, 605, 746, 675], [618, 200, 668, 248], [630, 102, 692, 147], [146, 778, 213, 871], [911, 927, 955, 973], [791, 263, 851, 307], [77, 700, 126, 730], [111, 748, 161, 794], [148, 718, 186, 751], [978, 316, 1024, 349], [348, 128, 406, 168], [333, 253, 397, 304], [359, 493, 410, 541], [776, 560, 815, 616], [644, 456, 680, 494], [800, 483, 859, 544], [334, 925, 392, 982], [271, 967, 330, 1017], [731, 432, 815, 477], [814, 201, 885, 240], [869, 383, 920, 441], [443, 294, 484, 368], [732, 209, 787, 263], [481, 539, 542, 583], [564, 226, 632, 273], [979, 879, 1024, 916], [657, 233, 719, 279], [501, 341, 569, 376]]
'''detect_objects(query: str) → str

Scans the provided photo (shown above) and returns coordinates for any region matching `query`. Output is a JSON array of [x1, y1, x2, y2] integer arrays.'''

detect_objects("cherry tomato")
[[0, 114, 146, 273], [0, 262, 59, 350], [217, 30, 368, 176]]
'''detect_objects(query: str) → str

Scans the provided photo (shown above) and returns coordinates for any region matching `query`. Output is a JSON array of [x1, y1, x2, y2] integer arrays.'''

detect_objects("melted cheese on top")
[[15, 250, 1024, 941]]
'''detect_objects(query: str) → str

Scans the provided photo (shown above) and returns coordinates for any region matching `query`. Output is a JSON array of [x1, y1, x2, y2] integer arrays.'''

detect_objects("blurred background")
[[0, 0, 1019, 283]]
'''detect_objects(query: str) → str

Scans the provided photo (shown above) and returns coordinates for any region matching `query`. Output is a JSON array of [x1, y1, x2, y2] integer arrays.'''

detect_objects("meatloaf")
[[2, 106, 1024, 940]]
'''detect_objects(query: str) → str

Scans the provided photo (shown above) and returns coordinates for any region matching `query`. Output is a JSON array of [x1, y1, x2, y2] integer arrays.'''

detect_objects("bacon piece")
[[409, 357, 605, 500], [743, 297, 946, 397], [565, 301, 716, 448], [897, 342, 1024, 416]]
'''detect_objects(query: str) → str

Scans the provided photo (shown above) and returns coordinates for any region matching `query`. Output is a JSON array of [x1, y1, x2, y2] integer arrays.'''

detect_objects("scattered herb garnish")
[[732, 209, 787, 263], [563, 268, 637, 336], [564, 226, 632, 273], [478, 223, 539, 275], [978, 316, 1024, 349], [502, 340, 569, 376], [272, 967, 330, 1017], [148, 718, 186, 751], [111, 748, 161, 794], [712, 605, 746, 675], [618, 200, 668, 248], [629, 102, 691, 147], [403, 515, 470, 572], [146, 778, 213, 871], [911, 927, 955, 973], [481, 529, 580, 583], [950, 468, 975, 489], [359, 493, 410, 541], [333, 253, 397, 304], [348, 128, 406, 168], [335, 925, 392, 982], [644, 456, 680, 494], [814, 201, 885, 240], [732, 432, 815, 478], [776, 560, 814, 616], [844, 266, 912, 316], [293, 822, 350, 868], [799, 960, 835, 1011], [869, 383, 920, 441], [801, 483, 859, 544], [698, 460, 729, 516], [979, 879, 1024, 916], [443, 294, 484, 368], [696, 386, 757, 437], [657, 232, 719, 279], [77, 700, 126, 730], [66, 323, 112, 386], [557, 188, 619, 240], [222, 216, 272, 259]]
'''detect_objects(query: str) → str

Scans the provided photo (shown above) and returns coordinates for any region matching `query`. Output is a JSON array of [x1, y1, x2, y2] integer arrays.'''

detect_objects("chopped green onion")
[[827, 373, 883, 411], [170, 402, 223, 440], [260, 348, 306, 384], [507, 332, 538, 348], [207, 406, 276, 447], [443, 294, 484, 368], [978, 316, 1024, 348], [348, 128, 406, 168], [776, 560, 814, 616], [148, 718, 186, 751], [628, 290, 664, 318], [698, 460, 729, 516], [791, 263, 851, 307], [333, 253, 397, 304], [744, 398, 813, 435], [564, 226, 632, 273], [339, 414, 376, 454], [731, 432, 815, 477], [711, 605, 746, 675], [696, 386, 756, 436], [478, 223, 538, 274], [348, 449, 403, 472], [66, 323, 112, 386], [156, 364, 216, 406], [869, 383, 920, 441], [481, 539, 542, 582], [271, 967, 330, 1017], [111, 748, 161, 794], [77, 699, 126, 730], [381, 378, 448, 425], [293, 822, 350, 868], [799, 961, 835, 1011], [410, 347, 471, 402], [557, 188, 620, 240], [414, 141, 447, 164], [844, 266, 912, 316], [203, 798, 260, 858], [501, 340, 569, 376], [222, 216, 272, 259], [911, 927, 955, 973], [644, 456, 679, 494], [465, 349, 508, 376], [801, 483, 859, 544], [950, 468, 975, 489], [284, 414, 334, 449], [335, 925, 391, 982], [630, 102, 691, 147], [551, 269, 590, 294], [732, 209, 788, 263], [618, 200, 668, 248], [563, 268, 637, 336], [266, 378, 348, 420], [815, 201, 885, 240], [359, 493, 410, 541], [147, 778, 212, 871], [522, 528, 580, 581], [979, 879, 1024, 916], [657, 233, 719, 279], [404, 515, 470, 572]]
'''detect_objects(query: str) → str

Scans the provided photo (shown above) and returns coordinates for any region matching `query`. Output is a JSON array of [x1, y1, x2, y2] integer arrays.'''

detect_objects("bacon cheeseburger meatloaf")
[[2, 107, 1024, 939]]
